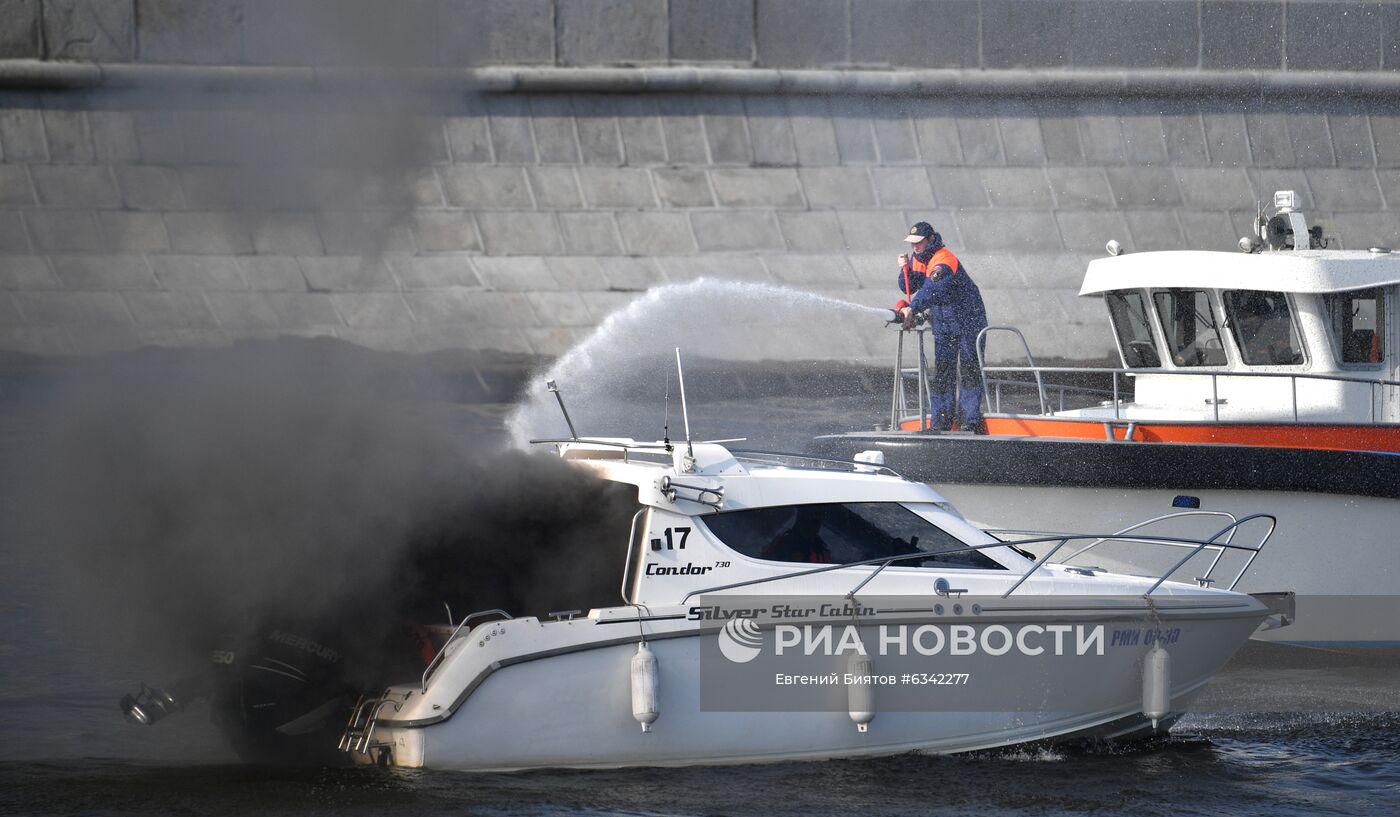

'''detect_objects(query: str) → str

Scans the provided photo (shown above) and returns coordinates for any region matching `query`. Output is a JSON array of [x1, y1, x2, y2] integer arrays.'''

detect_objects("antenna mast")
[[545, 379, 578, 440], [674, 348, 693, 459]]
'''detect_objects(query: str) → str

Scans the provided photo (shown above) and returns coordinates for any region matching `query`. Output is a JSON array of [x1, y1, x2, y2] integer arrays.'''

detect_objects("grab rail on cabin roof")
[[680, 513, 1275, 603]]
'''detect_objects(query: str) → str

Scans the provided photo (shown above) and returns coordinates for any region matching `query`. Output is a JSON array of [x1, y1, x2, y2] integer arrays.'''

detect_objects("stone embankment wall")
[[3, 0, 1400, 363]]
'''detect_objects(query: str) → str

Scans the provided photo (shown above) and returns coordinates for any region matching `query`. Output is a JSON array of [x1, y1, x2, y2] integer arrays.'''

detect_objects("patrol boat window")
[[1223, 290, 1304, 366], [1325, 288, 1386, 366], [1153, 289, 1226, 367], [1106, 291, 1161, 368], [699, 503, 1004, 570]]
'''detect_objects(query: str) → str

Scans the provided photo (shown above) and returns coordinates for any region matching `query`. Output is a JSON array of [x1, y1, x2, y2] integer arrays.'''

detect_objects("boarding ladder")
[[337, 692, 401, 762]]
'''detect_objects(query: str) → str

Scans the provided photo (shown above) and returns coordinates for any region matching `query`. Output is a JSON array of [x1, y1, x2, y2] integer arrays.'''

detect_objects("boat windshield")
[[1153, 289, 1226, 367], [1106, 291, 1161, 368], [698, 502, 1004, 570], [1223, 290, 1304, 366], [1324, 288, 1386, 366]]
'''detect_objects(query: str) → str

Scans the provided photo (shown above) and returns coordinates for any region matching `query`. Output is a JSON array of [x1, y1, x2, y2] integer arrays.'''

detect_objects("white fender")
[[1142, 646, 1171, 730], [631, 642, 659, 732], [846, 649, 875, 733]]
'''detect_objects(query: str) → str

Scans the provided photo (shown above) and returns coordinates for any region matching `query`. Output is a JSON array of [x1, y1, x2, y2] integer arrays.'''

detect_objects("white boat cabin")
[[1076, 191, 1400, 423]]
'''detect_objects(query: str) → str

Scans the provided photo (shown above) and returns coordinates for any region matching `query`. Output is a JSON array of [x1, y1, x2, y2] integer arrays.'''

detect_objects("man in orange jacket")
[[895, 221, 988, 433]]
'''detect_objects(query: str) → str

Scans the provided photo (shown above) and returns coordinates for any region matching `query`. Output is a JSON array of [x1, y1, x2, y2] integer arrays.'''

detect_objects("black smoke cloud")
[[13, 341, 637, 683]]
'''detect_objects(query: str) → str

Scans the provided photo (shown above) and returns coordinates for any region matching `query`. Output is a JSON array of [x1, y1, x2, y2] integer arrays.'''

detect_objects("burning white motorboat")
[[328, 383, 1286, 771]]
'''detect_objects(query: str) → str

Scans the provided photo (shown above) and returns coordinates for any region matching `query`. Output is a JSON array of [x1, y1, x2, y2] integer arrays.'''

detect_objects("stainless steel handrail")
[[421, 608, 514, 691], [978, 363, 1400, 423], [680, 515, 1275, 604], [976, 326, 1045, 414], [728, 449, 905, 479]]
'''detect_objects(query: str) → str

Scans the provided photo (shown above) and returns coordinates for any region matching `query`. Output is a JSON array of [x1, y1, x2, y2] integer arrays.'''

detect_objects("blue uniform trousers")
[[931, 331, 985, 432]]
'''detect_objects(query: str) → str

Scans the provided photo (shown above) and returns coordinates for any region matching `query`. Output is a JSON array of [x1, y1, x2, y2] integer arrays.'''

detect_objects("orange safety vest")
[[901, 247, 961, 303]]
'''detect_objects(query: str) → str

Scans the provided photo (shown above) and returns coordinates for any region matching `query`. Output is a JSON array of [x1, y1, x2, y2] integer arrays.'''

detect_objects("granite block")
[[412, 211, 482, 252], [1178, 209, 1247, 251], [831, 100, 878, 163], [525, 291, 594, 327], [1070, 0, 1198, 68], [530, 97, 582, 164], [0, 0, 39, 58], [700, 95, 754, 165], [445, 116, 494, 163], [1247, 169, 1315, 209], [690, 211, 784, 252], [616, 98, 668, 166], [39, 110, 92, 164], [1306, 169, 1383, 211], [485, 97, 537, 164], [204, 292, 284, 330], [266, 292, 342, 330], [298, 256, 399, 292], [657, 97, 710, 164], [1202, 1, 1282, 69], [1372, 115, 1400, 167], [1329, 113, 1377, 167], [23, 209, 103, 252], [655, 255, 770, 284], [0, 108, 48, 161], [131, 111, 184, 164], [51, 255, 157, 290], [1202, 113, 1252, 167], [776, 211, 846, 253], [476, 212, 563, 255], [438, 0, 554, 66], [240, 256, 309, 291], [526, 167, 584, 209], [1123, 210, 1185, 252], [0, 212, 30, 252], [557, 212, 623, 255], [0, 256, 58, 289], [88, 111, 140, 163], [572, 96, 624, 165], [577, 167, 657, 208], [43, 0, 134, 60], [999, 115, 1048, 167], [851, 0, 978, 67], [0, 166, 34, 205], [596, 256, 664, 290], [13, 291, 131, 326], [441, 166, 533, 209], [1119, 114, 1169, 166], [787, 97, 842, 166], [1106, 167, 1184, 207], [557, 0, 667, 65], [956, 118, 1003, 165], [872, 115, 919, 163], [1245, 113, 1296, 167], [457, 256, 551, 291], [387, 255, 481, 289], [329, 293, 413, 329], [1288, 114, 1337, 167], [1161, 113, 1210, 165], [1045, 167, 1115, 209], [1327, 211, 1400, 248], [1078, 115, 1126, 165], [982, 168, 1053, 208], [1286, 1, 1382, 71], [124, 292, 218, 328], [1054, 210, 1130, 254], [670, 0, 753, 62], [137, 0, 243, 65], [834, 210, 905, 252], [1174, 167, 1255, 209], [756, 0, 847, 67], [926, 167, 989, 208], [763, 254, 855, 286], [149, 255, 246, 290], [404, 289, 535, 326], [615, 211, 697, 255], [982, 0, 1072, 68], [96, 211, 170, 253], [958, 210, 1061, 252], [710, 168, 804, 208], [545, 256, 606, 291], [799, 167, 875, 208], [871, 167, 935, 208], [316, 211, 415, 255], [652, 168, 714, 208], [1040, 116, 1085, 165], [30, 165, 119, 208]]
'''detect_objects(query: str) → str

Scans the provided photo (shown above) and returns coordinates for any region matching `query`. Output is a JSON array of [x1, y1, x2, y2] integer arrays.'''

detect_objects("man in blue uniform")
[[895, 222, 988, 434]]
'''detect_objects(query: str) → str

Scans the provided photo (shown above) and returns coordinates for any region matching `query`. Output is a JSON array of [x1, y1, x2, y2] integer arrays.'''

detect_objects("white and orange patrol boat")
[[818, 191, 1400, 643]]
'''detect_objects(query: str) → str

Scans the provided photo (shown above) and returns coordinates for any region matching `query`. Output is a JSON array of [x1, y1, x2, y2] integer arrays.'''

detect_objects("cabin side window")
[[698, 503, 1005, 570], [1152, 289, 1227, 367], [1222, 290, 1305, 366], [1324, 289, 1386, 366], [1105, 291, 1160, 368]]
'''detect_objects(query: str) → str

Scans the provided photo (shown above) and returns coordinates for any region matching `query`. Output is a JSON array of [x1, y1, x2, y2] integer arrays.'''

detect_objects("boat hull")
[[369, 604, 1263, 771]]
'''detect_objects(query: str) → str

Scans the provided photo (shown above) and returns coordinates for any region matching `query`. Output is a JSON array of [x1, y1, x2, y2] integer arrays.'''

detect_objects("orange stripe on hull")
[[897, 416, 1400, 453]]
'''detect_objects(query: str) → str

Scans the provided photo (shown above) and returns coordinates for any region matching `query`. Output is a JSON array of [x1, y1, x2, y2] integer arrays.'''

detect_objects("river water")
[[1, 291, 1397, 815]]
